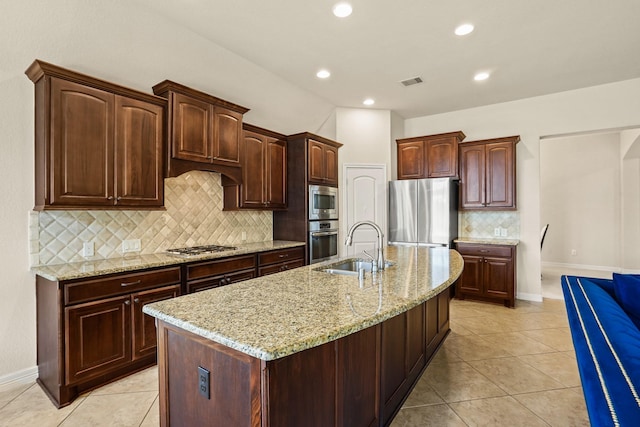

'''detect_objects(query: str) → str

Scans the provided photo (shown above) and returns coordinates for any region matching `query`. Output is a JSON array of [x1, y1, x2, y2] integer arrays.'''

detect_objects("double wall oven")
[[308, 185, 339, 263]]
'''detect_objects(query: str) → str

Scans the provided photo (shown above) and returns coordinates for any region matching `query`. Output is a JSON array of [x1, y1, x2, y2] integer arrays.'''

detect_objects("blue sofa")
[[562, 275, 640, 427]]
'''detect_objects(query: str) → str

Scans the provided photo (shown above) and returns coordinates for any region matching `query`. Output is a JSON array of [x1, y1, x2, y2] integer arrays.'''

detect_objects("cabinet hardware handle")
[[121, 280, 141, 287], [279, 254, 288, 258], [124, 300, 131, 305], [116, 196, 122, 201], [479, 250, 489, 253], [133, 298, 140, 304], [107, 196, 114, 200]]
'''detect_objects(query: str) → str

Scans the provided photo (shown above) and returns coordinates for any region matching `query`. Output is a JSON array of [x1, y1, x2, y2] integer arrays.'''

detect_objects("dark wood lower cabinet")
[[155, 287, 451, 426], [36, 267, 181, 407]]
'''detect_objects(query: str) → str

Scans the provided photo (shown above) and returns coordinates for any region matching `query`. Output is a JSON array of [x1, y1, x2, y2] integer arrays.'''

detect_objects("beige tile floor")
[[0, 297, 588, 426]]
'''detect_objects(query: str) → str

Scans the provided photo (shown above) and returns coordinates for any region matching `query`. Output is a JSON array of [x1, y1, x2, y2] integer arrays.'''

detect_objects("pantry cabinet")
[[396, 131, 465, 180], [223, 124, 287, 210], [459, 136, 519, 210], [152, 80, 249, 182], [36, 266, 181, 407], [455, 242, 517, 307], [26, 60, 165, 210]]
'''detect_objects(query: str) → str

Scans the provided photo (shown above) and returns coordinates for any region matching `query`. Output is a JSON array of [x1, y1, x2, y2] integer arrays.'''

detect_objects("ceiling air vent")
[[400, 77, 423, 87]]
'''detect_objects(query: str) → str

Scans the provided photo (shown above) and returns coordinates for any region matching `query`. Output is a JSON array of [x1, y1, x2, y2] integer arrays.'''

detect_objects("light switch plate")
[[494, 228, 500, 237], [500, 228, 508, 237]]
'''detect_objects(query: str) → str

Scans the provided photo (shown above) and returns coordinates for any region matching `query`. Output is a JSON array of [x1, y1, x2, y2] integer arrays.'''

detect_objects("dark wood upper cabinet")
[[459, 136, 519, 210], [26, 60, 165, 210], [152, 80, 249, 183], [308, 138, 339, 186], [396, 131, 465, 180], [222, 123, 287, 210]]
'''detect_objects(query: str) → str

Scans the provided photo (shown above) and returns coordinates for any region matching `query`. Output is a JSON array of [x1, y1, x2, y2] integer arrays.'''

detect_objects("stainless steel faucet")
[[345, 221, 386, 271]]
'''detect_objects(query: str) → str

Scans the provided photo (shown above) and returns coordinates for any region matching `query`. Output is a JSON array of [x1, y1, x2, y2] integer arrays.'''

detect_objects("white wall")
[[0, 0, 334, 380], [540, 133, 621, 268], [621, 129, 640, 271], [405, 78, 640, 301]]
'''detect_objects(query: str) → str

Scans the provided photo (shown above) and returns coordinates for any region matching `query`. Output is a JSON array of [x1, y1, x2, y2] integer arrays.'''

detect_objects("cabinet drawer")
[[258, 247, 305, 266], [455, 244, 512, 258], [187, 255, 256, 281], [259, 259, 305, 277], [64, 267, 181, 306], [187, 269, 256, 293]]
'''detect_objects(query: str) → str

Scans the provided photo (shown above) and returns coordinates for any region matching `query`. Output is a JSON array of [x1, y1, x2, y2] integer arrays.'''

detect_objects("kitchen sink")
[[316, 258, 395, 276]]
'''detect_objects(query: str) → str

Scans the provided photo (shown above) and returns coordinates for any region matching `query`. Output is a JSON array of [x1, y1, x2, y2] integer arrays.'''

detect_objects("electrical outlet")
[[122, 239, 141, 253], [500, 228, 508, 237], [494, 228, 500, 237], [82, 242, 94, 257], [571, 249, 577, 256], [198, 366, 210, 399], [241, 231, 247, 241]]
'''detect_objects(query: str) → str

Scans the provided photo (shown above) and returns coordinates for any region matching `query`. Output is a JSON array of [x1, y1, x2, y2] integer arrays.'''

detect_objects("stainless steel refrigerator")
[[388, 178, 458, 247]]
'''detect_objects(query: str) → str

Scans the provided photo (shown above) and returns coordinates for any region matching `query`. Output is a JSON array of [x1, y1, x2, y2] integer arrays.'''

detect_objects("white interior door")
[[342, 164, 387, 258]]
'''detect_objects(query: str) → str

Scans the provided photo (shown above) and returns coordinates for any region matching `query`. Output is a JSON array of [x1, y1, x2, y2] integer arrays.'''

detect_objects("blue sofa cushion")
[[562, 275, 640, 427], [613, 273, 640, 330]]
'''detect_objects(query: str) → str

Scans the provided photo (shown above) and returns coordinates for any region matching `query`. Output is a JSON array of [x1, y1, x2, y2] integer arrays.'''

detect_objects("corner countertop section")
[[454, 238, 519, 246], [31, 240, 305, 282], [143, 246, 463, 361]]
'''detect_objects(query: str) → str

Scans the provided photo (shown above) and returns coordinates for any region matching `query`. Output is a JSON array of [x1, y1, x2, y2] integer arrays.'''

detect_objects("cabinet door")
[[308, 139, 326, 184], [212, 107, 242, 164], [459, 144, 486, 209], [483, 256, 513, 298], [406, 303, 425, 385], [132, 284, 180, 360], [457, 254, 484, 295], [266, 138, 287, 208], [426, 137, 458, 178], [65, 296, 131, 384], [485, 141, 515, 208], [323, 144, 339, 186], [397, 141, 425, 180], [114, 96, 164, 207], [50, 78, 114, 206], [241, 130, 266, 208], [172, 93, 211, 162]]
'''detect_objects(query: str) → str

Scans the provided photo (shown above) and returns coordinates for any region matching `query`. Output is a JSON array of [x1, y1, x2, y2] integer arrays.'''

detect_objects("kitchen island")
[[144, 245, 463, 427]]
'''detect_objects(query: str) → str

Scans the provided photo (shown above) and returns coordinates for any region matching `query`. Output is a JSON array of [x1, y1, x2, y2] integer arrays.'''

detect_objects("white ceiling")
[[133, 0, 640, 118]]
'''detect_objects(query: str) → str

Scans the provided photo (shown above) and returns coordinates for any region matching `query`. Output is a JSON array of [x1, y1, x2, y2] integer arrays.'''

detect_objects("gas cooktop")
[[165, 245, 237, 257]]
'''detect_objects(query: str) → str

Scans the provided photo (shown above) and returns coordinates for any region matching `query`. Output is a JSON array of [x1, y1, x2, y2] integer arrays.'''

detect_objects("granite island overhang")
[[144, 245, 464, 427]]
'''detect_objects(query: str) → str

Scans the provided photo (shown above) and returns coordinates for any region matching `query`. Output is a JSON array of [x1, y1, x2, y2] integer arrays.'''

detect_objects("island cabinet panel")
[[264, 342, 337, 427], [381, 304, 426, 425], [26, 60, 166, 210], [158, 323, 262, 427], [455, 243, 517, 307], [36, 266, 181, 408]]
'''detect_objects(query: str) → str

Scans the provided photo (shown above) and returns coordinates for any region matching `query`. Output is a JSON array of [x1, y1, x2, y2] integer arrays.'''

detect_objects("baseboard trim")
[[541, 261, 621, 272], [517, 292, 543, 302], [0, 366, 38, 389]]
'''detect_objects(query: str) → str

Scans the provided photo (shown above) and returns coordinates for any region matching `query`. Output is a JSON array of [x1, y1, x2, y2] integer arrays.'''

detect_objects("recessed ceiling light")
[[363, 98, 375, 106], [474, 72, 490, 81], [455, 23, 474, 36], [316, 69, 331, 79], [333, 2, 352, 18]]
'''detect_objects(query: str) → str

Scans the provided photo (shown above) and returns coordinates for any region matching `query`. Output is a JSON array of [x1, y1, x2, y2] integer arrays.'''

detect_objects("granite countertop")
[[454, 238, 520, 246], [31, 240, 305, 281], [143, 245, 463, 361]]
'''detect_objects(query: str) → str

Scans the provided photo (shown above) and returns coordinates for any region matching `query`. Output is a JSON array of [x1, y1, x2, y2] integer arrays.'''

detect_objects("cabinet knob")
[[107, 196, 114, 200], [279, 254, 288, 258], [121, 280, 141, 287], [117, 196, 122, 201], [134, 298, 140, 304], [124, 300, 131, 305]]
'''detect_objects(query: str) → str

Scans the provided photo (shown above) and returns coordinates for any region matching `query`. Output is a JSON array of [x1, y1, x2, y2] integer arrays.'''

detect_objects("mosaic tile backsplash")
[[29, 171, 273, 266], [459, 211, 520, 239]]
